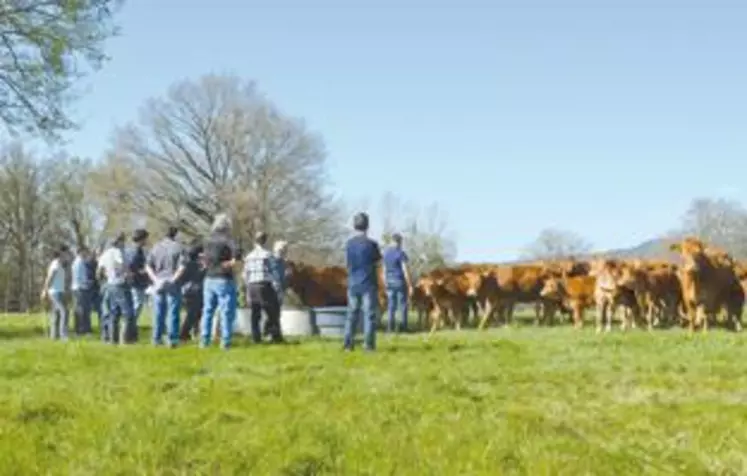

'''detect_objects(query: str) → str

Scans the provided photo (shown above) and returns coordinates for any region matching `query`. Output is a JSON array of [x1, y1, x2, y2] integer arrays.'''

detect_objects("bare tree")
[[522, 228, 592, 261], [376, 192, 457, 278], [46, 155, 99, 247], [675, 197, 747, 258], [86, 152, 149, 245], [0, 0, 124, 141], [105, 74, 345, 263]]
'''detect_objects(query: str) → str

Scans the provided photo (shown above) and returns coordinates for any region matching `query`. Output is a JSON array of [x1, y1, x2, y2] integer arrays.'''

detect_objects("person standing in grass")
[[244, 231, 283, 344], [382, 233, 413, 333], [41, 245, 72, 341], [269, 240, 289, 309], [71, 246, 94, 335], [145, 225, 187, 348], [179, 238, 206, 341], [126, 228, 150, 341], [85, 247, 103, 332], [200, 213, 239, 350], [97, 233, 135, 344], [343, 212, 382, 352]]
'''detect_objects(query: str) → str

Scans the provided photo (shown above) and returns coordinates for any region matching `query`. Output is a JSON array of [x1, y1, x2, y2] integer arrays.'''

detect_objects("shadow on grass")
[[0, 325, 45, 340]]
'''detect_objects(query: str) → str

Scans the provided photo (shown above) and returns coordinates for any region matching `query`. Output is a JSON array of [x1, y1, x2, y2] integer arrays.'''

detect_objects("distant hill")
[[495, 237, 682, 265], [602, 238, 680, 262]]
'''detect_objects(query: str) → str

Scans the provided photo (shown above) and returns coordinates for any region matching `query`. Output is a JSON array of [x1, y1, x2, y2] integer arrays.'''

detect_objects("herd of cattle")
[[283, 237, 747, 334]]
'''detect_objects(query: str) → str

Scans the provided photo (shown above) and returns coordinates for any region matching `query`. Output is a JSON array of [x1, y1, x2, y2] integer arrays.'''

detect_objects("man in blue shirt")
[[343, 212, 382, 351], [383, 233, 413, 333]]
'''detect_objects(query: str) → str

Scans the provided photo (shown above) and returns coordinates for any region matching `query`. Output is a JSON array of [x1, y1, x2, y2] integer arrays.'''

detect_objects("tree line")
[[0, 73, 458, 313]]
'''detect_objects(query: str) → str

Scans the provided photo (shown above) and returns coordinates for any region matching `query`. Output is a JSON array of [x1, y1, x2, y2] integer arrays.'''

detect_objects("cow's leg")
[[534, 301, 542, 326], [572, 302, 583, 329], [504, 302, 515, 328], [602, 301, 615, 332], [630, 303, 639, 330], [646, 300, 656, 331], [595, 301, 604, 334], [542, 300, 556, 326], [617, 305, 628, 331], [453, 305, 462, 331], [698, 305, 708, 333], [732, 306, 743, 332], [479, 299, 494, 330], [428, 305, 442, 335]]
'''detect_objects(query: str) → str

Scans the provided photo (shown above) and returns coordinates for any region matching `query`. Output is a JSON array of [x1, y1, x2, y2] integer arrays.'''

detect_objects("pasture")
[[0, 313, 746, 475]]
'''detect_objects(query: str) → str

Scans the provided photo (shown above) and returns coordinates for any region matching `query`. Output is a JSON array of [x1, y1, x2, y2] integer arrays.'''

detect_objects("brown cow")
[[477, 264, 552, 329], [539, 274, 596, 328], [630, 260, 682, 330], [410, 282, 433, 330], [418, 270, 472, 333], [669, 237, 744, 333], [588, 258, 644, 333], [285, 261, 348, 307]]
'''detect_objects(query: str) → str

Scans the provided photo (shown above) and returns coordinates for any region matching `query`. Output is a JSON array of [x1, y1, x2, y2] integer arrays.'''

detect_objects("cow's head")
[[539, 276, 565, 301], [670, 238, 707, 275]]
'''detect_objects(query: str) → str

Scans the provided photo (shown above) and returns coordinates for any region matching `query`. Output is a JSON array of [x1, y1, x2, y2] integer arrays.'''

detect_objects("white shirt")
[[98, 246, 126, 285], [47, 259, 65, 293]]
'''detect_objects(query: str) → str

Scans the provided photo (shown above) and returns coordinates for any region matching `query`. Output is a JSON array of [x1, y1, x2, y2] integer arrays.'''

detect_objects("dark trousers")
[[248, 282, 282, 343], [180, 291, 203, 341], [73, 288, 94, 335]]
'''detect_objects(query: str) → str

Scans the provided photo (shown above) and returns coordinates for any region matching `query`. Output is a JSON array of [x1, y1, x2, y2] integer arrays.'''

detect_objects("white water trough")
[[232, 305, 363, 338]]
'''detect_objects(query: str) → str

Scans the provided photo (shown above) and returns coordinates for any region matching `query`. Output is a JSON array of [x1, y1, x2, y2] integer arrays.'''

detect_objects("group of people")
[[40, 211, 414, 353], [41, 213, 289, 349]]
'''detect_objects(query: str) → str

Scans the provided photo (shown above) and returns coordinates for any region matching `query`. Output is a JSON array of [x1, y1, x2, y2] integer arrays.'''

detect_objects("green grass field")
[[1, 313, 747, 475]]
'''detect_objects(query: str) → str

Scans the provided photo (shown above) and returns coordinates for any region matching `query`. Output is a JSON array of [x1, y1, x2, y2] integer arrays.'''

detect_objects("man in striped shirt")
[[243, 231, 283, 344]]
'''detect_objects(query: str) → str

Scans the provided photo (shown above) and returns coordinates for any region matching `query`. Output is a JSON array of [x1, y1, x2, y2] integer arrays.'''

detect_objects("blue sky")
[[64, 0, 747, 262]]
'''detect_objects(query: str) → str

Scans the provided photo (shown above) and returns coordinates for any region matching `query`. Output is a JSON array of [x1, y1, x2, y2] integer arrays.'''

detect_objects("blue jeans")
[[73, 288, 94, 334], [48, 291, 69, 340], [344, 288, 378, 350], [386, 287, 408, 332], [91, 288, 103, 329], [102, 284, 135, 344], [131, 287, 147, 322], [152, 284, 182, 346], [200, 277, 238, 348]]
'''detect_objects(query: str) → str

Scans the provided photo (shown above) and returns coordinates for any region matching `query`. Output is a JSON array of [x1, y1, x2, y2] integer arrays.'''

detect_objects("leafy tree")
[[0, 0, 123, 140], [522, 228, 592, 261]]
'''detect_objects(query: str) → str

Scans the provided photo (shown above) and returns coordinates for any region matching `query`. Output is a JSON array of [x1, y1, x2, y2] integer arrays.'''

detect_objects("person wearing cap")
[[97, 232, 135, 344], [269, 240, 289, 309], [343, 212, 382, 351], [40, 244, 72, 340], [145, 225, 187, 348], [179, 238, 206, 341], [382, 232, 413, 333], [243, 231, 283, 343], [125, 228, 150, 339], [200, 213, 240, 349]]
